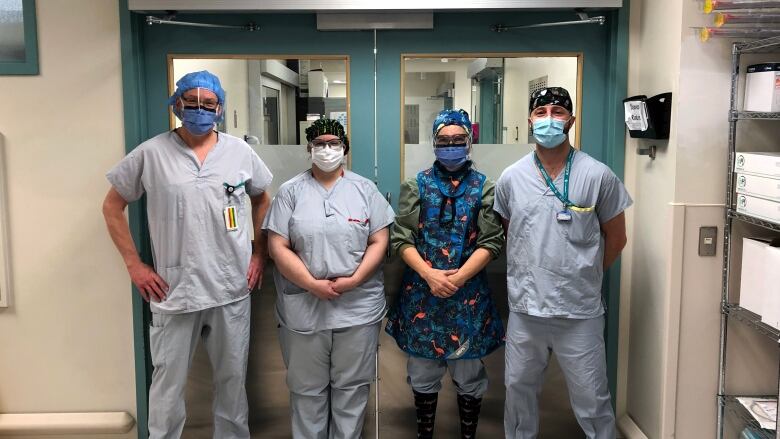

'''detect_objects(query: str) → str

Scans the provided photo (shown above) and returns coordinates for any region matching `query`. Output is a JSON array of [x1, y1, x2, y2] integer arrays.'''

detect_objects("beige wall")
[[0, 1, 136, 437], [620, 0, 682, 437], [620, 0, 779, 438]]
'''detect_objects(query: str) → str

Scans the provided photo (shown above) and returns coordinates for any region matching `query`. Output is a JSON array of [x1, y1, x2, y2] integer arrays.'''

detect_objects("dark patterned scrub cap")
[[305, 118, 350, 153], [432, 109, 473, 137], [529, 87, 573, 114]]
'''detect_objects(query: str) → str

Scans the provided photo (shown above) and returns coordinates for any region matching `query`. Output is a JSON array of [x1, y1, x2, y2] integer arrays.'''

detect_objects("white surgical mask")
[[311, 146, 344, 172]]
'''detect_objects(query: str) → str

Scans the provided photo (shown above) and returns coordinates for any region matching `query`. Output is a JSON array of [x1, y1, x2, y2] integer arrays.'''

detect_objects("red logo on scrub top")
[[348, 218, 369, 224]]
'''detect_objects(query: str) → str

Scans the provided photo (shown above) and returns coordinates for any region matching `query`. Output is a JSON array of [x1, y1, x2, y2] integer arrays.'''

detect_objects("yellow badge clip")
[[569, 205, 595, 213]]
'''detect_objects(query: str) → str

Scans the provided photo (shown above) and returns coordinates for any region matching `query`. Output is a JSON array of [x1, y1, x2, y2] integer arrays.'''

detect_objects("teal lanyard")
[[533, 148, 576, 209], [223, 180, 246, 196]]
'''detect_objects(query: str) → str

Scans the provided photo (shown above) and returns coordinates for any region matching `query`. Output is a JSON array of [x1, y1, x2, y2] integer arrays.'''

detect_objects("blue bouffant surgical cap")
[[167, 70, 226, 106], [432, 109, 473, 137]]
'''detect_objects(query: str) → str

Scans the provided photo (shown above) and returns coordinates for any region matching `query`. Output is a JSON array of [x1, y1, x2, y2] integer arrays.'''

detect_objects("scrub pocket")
[[282, 281, 309, 296], [346, 220, 370, 252], [223, 184, 247, 213], [563, 210, 600, 246], [149, 312, 166, 368]]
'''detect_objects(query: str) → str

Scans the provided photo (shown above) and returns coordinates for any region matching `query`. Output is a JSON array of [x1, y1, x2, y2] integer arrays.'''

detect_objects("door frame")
[[118, 3, 630, 437]]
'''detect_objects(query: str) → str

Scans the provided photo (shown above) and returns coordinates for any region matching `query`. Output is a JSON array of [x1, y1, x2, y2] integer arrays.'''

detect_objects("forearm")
[[102, 204, 142, 268], [600, 213, 627, 270], [454, 248, 492, 283], [269, 239, 317, 290], [251, 193, 270, 260], [401, 246, 432, 278], [603, 236, 626, 269]]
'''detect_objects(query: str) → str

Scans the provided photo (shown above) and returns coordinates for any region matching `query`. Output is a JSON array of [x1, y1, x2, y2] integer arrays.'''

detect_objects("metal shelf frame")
[[717, 35, 780, 439], [723, 304, 780, 342], [730, 210, 780, 233], [721, 395, 777, 439], [731, 111, 780, 121]]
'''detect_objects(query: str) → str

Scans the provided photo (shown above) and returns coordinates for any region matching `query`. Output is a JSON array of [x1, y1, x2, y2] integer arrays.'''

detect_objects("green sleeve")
[[391, 178, 421, 256], [476, 179, 505, 258]]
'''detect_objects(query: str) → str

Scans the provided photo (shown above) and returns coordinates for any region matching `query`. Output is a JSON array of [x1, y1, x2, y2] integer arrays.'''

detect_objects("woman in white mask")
[[263, 118, 395, 439]]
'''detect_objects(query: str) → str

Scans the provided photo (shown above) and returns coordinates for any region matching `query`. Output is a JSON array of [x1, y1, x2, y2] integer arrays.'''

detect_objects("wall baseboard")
[[618, 414, 650, 439], [0, 412, 135, 435]]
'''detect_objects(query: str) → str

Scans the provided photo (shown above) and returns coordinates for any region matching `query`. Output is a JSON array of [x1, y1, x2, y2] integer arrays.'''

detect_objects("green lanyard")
[[533, 148, 577, 210]]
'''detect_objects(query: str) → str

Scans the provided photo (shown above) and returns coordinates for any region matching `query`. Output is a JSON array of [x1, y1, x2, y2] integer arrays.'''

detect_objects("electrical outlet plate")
[[699, 226, 718, 257]]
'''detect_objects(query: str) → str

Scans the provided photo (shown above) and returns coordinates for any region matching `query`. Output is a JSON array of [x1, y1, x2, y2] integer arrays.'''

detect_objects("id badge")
[[556, 210, 572, 222], [224, 205, 239, 232]]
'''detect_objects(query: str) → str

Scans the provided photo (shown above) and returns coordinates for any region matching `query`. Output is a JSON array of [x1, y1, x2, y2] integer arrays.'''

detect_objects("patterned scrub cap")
[[529, 87, 573, 114], [432, 109, 473, 137], [305, 118, 350, 153]]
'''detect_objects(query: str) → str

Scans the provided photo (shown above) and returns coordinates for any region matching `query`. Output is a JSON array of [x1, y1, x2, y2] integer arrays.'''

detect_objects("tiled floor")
[[182, 258, 589, 438]]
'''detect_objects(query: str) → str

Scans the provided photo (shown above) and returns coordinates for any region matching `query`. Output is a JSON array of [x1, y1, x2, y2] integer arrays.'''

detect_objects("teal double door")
[[120, 5, 628, 437]]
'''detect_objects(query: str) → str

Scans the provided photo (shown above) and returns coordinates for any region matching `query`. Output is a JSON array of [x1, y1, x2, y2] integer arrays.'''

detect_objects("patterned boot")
[[413, 390, 438, 439], [457, 393, 482, 439]]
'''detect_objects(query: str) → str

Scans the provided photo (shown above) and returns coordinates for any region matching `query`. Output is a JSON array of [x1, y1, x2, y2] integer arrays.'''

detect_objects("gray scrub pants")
[[279, 322, 380, 439], [504, 312, 615, 439], [407, 356, 489, 398], [148, 297, 251, 439]]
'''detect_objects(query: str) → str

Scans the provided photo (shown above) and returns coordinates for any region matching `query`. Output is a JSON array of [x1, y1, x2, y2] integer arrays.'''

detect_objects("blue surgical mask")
[[532, 117, 569, 149], [181, 107, 218, 136], [434, 145, 469, 171]]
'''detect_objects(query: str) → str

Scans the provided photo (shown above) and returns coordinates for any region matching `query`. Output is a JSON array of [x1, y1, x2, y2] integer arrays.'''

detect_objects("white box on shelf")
[[308, 70, 328, 98], [736, 173, 780, 202], [736, 194, 780, 225], [299, 120, 315, 145], [740, 238, 769, 316], [761, 244, 780, 330], [744, 63, 780, 113], [734, 152, 780, 179]]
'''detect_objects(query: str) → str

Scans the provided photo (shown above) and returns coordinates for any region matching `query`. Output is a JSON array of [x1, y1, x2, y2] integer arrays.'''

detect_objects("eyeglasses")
[[310, 139, 345, 150], [434, 134, 469, 146], [179, 96, 220, 111]]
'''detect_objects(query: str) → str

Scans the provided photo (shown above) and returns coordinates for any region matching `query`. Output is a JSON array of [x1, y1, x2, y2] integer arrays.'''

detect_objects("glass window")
[[170, 56, 350, 197], [0, 0, 24, 62], [402, 55, 581, 180], [0, 0, 38, 74]]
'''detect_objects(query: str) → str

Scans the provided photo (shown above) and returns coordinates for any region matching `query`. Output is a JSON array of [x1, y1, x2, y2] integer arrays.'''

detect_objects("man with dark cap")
[[493, 87, 632, 439], [102, 70, 273, 439]]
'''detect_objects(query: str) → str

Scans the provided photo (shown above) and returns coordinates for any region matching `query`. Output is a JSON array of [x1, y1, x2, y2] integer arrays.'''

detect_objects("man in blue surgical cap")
[[102, 70, 273, 438]]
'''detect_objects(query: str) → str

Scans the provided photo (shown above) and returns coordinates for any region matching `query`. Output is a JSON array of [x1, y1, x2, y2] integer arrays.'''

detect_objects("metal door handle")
[[385, 192, 392, 259]]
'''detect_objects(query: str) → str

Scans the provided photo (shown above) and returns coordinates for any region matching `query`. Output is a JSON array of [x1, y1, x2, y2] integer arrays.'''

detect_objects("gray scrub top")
[[107, 131, 273, 314], [263, 169, 395, 333], [493, 150, 632, 319]]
